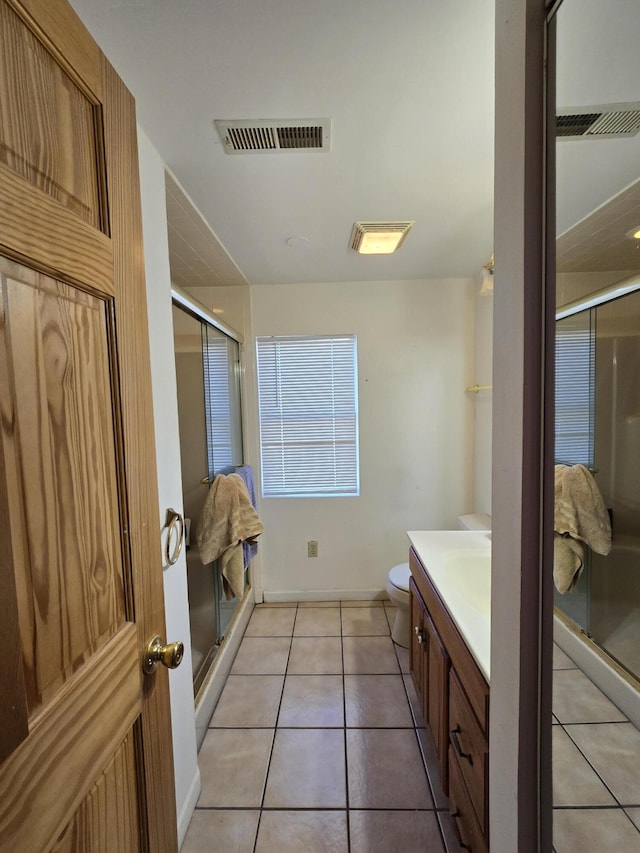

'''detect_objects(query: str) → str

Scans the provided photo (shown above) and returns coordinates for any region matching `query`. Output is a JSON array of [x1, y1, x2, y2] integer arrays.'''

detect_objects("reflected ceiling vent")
[[215, 118, 331, 153], [556, 103, 640, 139]]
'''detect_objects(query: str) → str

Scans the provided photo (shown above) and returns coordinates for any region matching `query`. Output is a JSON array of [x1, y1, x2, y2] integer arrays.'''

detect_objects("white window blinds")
[[555, 320, 595, 467], [256, 335, 359, 497], [202, 332, 234, 473]]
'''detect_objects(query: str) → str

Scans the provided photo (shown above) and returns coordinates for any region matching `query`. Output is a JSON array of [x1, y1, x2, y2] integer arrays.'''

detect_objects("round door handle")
[[143, 635, 184, 675]]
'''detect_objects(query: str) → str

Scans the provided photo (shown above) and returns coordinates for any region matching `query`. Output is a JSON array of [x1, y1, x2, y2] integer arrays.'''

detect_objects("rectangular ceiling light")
[[350, 221, 414, 254]]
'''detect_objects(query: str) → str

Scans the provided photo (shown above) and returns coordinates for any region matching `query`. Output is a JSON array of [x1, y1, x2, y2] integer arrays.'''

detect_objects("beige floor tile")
[[198, 728, 273, 807], [263, 729, 346, 808], [349, 810, 444, 853], [553, 669, 627, 723], [347, 729, 432, 809], [230, 637, 291, 675], [383, 604, 397, 632], [416, 726, 448, 810], [552, 725, 616, 806], [255, 601, 298, 608], [255, 810, 348, 853], [343, 636, 400, 674], [553, 644, 577, 670], [553, 808, 640, 852], [625, 808, 640, 831], [287, 636, 343, 674], [298, 600, 340, 608], [245, 607, 297, 637], [341, 607, 391, 636], [403, 673, 426, 728], [210, 675, 285, 728], [345, 674, 413, 728], [341, 599, 386, 607], [294, 607, 342, 636], [395, 643, 410, 674], [278, 675, 344, 727], [181, 809, 260, 852], [565, 722, 640, 805]]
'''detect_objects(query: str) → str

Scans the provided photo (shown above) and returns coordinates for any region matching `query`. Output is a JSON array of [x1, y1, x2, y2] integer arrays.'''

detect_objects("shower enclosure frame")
[[171, 286, 249, 697], [554, 275, 640, 686]]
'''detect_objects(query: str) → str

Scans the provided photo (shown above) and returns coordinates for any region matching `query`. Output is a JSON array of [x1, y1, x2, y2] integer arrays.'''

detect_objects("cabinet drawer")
[[449, 746, 488, 853], [449, 671, 488, 834]]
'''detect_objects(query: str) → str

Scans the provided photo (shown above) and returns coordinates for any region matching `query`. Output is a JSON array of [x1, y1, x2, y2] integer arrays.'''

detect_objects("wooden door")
[[0, 1, 178, 850]]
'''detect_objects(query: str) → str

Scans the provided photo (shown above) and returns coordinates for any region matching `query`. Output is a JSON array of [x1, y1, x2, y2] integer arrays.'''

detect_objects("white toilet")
[[386, 514, 491, 648]]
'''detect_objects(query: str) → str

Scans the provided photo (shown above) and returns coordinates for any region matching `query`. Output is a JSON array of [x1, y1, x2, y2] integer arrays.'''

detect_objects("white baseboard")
[[263, 588, 388, 603], [177, 767, 201, 850]]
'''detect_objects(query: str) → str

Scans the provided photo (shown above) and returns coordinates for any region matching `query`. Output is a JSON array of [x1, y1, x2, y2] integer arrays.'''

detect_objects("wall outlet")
[[307, 540, 318, 557]]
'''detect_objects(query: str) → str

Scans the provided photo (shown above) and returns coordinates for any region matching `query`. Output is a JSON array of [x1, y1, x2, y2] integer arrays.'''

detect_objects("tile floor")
[[552, 644, 640, 852], [182, 601, 640, 852], [182, 600, 457, 852]]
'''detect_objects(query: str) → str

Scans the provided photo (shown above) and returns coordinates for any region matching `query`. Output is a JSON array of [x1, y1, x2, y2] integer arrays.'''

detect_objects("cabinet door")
[[425, 611, 450, 791], [409, 578, 425, 698]]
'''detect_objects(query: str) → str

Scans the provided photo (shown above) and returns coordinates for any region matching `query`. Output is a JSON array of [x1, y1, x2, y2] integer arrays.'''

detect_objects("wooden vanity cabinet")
[[409, 577, 450, 791], [409, 547, 490, 852]]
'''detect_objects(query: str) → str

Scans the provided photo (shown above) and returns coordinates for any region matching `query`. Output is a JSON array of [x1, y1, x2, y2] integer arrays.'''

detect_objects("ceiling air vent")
[[556, 103, 640, 139], [215, 119, 331, 154], [350, 221, 415, 254]]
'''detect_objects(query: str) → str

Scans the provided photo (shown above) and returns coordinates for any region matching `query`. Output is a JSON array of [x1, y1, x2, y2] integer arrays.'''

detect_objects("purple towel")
[[236, 465, 260, 568]]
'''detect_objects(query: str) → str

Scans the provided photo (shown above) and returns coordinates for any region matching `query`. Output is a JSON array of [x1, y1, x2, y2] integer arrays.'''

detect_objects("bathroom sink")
[[443, 552, 491, 613]]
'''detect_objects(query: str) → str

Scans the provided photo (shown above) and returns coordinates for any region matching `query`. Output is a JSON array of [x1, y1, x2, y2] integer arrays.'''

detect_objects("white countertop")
[[407, 530, 491, 681]]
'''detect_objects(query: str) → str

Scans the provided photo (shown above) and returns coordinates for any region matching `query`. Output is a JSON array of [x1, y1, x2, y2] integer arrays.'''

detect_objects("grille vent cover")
[[556, 103, 640, 139], [215, 119, 331, 154], [350, 221, 415, 253]]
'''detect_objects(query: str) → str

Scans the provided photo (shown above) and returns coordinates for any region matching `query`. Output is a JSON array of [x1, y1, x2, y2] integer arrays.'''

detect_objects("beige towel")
[[553, 534, 585, 594], [196, 473, 264, 600], [554, 464, 611, 593]]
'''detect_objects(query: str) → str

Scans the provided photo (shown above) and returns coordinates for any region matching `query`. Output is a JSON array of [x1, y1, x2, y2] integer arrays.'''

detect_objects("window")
[[256, 335, 359, 497], [202, 323, 243, 476], [555, 313, 595, 467]]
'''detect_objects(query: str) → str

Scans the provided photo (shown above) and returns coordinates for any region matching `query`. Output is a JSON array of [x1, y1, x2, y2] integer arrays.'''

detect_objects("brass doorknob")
[[143, 635, 184, 675]]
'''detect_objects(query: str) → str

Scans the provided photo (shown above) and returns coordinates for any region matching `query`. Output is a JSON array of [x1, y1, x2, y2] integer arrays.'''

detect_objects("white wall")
[[137, 128, 200, 846], [473, 284, 493, 515], [249, 278, 476, 599]]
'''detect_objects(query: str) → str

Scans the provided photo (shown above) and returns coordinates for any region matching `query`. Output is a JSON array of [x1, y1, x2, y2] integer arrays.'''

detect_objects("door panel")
[[0, 628, 140, 852], [51, 733, 140, 853], [0, 1, 177, 850], [0, 2, 104, 227], [1, 259, 124, 714]]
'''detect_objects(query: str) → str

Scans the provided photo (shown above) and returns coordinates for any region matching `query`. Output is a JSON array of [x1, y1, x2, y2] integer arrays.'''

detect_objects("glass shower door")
[[554, 307, 596, 630], [590, 291, 640, 678], [202, 323, 244, 644], [173, 304, 218, 691], [173, 304, 245, 694]]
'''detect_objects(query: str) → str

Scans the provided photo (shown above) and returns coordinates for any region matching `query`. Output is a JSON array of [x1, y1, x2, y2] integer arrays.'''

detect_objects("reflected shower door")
[[554, 308, 596, 630], [590, 291, 640, 678]]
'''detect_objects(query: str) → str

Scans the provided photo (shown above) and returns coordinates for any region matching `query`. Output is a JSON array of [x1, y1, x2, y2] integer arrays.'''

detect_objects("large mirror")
[[550, 1, 640, 848]]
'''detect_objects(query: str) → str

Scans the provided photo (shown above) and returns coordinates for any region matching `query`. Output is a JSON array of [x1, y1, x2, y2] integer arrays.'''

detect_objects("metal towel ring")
[[164, 508, 184, 566]]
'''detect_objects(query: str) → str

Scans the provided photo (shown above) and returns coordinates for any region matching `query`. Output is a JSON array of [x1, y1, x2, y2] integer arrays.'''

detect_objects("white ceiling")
[[68, 0, 495, 286]]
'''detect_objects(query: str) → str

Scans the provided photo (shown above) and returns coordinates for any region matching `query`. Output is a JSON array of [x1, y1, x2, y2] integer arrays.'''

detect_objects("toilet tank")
[[457, 513, 491, 530]]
